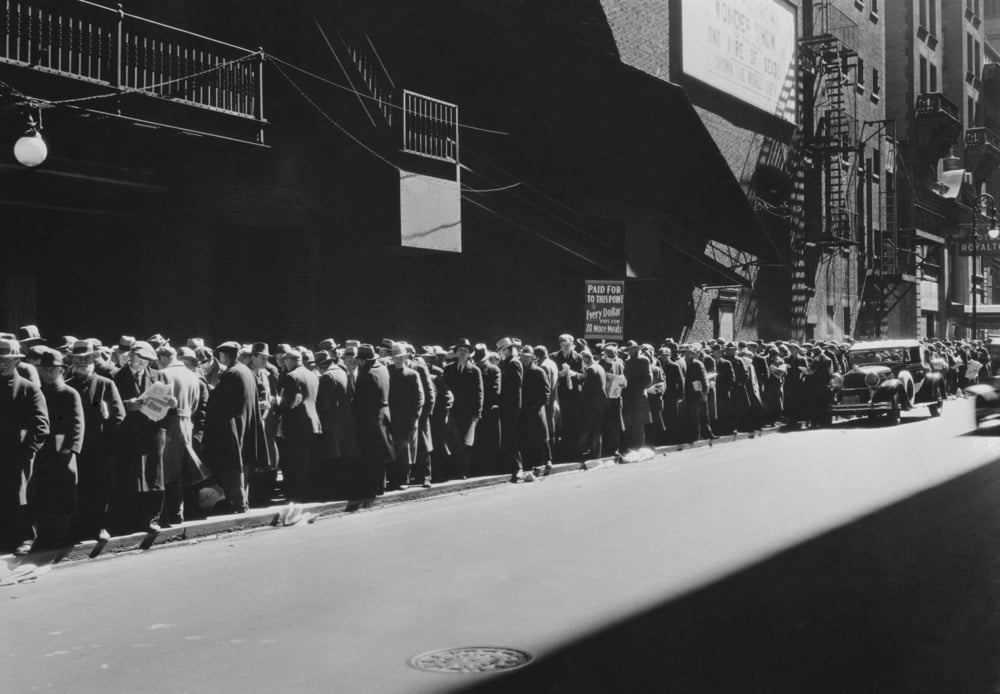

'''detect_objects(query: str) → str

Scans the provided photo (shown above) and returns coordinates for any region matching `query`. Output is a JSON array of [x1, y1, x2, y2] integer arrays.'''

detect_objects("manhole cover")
[[408, 647, 533, 674]]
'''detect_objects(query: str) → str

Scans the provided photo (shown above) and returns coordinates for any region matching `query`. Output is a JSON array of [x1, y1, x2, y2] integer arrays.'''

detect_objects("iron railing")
[[0, 0, 263, 122], [402, 89, 457, 164], [915, 92, 961, 120]]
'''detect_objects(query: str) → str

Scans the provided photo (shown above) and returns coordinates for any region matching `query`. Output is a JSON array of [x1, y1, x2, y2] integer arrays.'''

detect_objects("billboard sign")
[[681, 0, 798, 123], [585, 280, 624, 341], [957, 239, 1000, 257]]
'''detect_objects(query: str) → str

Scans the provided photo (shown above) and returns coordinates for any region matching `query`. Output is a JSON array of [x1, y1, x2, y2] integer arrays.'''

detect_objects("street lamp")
[[12, 114, 46, 168], [971, 193, 1000, 338]]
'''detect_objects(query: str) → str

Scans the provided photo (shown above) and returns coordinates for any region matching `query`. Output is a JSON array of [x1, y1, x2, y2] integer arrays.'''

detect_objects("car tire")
[[887, 393, 901, 425]]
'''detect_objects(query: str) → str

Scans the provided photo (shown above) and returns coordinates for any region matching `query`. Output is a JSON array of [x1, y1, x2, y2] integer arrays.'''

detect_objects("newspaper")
[[138, 382, 173, 422], [607, 374, 626, 399]]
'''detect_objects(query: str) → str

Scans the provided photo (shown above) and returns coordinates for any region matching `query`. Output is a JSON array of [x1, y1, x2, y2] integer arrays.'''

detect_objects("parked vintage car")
[[828, 339, 946, 424]]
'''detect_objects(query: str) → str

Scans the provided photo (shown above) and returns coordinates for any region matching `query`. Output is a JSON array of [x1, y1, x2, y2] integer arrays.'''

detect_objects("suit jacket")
[[412, 359, 436, 453], [444, 361, 484, 423], [389, 364, 424, 438], [552, 349, 583, 398], [353, 361, 393, 465], [205, 362, 268, 474], [278, 365, 322, 438], [317, 364, 359, 460], [498, 357, 523, 412]]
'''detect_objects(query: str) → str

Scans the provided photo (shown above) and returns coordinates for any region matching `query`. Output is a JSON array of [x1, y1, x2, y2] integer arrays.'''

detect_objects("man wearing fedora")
[[197, 346, 225, 391], [518, 345, 551, 475], [443, 338, 483, 481], [552, 334, 584, 459], [496, 337, 524, 481], [276, 347, 322, 502], [204, 341, 267, 512], [598, 343, 625, 455], [315, 348, 357, 499], [622, 341, 653, 450], [680, 344, 714, 443], [0, 338, 49, 555], [67, 339, 126, 542], [470, 342, 500, 476], [249, 342, 281, 503], [159, 345, 210, 525], [35, 348, 85, 549], [113, 340, 170, 533], [352, 344, 394, 499], [387, 344, 424, 490]]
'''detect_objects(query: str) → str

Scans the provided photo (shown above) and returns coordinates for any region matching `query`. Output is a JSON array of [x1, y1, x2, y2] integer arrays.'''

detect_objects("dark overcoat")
[[68, 371, 125, 498], [36, 382, 85, 515], [622, 354, 652, 426], [353, 361, 394, 466], [0, 373, 49, 506], [444, 361, 483, 445], [389, 364, 424, 441], [204, 362, 268, 474], [317, 364, 359, 460]]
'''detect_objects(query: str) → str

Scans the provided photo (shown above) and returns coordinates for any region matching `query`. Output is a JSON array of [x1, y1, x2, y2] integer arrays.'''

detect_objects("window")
[[920, 0, 927, 27], [930, 0, 937, 33], [843, 307, 852, 337], [871, 0, 879, 15], [930, 62, 938, 91], [920, 55, 928, 94], [873, 147, 882, 183], [969, 33, 975, 74], [872, 67, 881, 97], [976, 40, 982, 78], [969, 96, 976, 127], [856, 57, 865, 92]]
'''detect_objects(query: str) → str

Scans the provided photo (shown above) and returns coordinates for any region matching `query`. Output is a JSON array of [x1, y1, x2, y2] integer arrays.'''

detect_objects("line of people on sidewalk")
[[0, 323, 991, 558]]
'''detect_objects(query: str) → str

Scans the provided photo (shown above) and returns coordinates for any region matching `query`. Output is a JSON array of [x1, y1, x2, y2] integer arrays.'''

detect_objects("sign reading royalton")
[[681, 0, 797, 123]]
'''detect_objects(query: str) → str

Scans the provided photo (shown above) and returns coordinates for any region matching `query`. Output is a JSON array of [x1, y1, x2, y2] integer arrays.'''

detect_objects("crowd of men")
[[0, 324, 991, 557]]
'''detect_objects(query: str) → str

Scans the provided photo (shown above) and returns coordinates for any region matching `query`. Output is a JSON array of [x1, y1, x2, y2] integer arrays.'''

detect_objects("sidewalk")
[[0, 427, 781, 574]]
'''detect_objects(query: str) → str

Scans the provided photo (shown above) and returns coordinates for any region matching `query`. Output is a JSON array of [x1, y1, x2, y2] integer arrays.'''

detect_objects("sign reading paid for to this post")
[[584, 280, 624, 341]]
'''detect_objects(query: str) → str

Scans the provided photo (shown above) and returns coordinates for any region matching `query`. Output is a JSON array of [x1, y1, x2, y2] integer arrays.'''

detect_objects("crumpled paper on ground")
[[277, 502, 318, 527]]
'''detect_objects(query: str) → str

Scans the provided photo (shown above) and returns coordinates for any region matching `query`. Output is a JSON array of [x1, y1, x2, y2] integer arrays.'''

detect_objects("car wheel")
[[887, 393, 901, 425]]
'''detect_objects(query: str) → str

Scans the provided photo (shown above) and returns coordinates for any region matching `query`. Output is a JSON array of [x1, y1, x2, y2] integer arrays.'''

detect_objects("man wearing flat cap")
[[0, 339, 49, 555], [518, 346, 552, 475], [599, 343, 625, 454], [443, 338, 483, 481], [248, 342, 280, 503], [66, 339, 125, 542], [204, 341, 267, 512], [159, 344, 210, 525], [113, 340, 170, 533]]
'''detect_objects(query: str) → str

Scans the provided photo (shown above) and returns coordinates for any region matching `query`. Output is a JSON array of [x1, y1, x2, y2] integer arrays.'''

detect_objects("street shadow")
[[453, 458, 1000, 694]]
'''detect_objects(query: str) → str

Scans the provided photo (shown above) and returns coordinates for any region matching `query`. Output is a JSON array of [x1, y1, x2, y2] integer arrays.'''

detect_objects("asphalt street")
[[4, 399, 1000, 694]]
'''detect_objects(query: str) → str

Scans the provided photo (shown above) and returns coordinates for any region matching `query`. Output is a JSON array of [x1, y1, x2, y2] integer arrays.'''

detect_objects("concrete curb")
[[1, 425, 782, 571]]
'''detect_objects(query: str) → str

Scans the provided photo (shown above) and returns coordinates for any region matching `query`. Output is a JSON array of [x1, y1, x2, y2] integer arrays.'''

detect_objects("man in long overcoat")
[[276, 348, 322, 501], [113, 340, 169, 533], [495, 337, 524, 481], [387, 344, 424, 490], [204, 342, 267, 512], [714, 344, 736, 435], [443, 339, 483, 480], [410, 349, 436, 488], [351, 344, 393, 499], [35, 348, 85, 549], [67, 338, 125, 541], [552, 334, 583, 458], [0, 339, 49, 555], [316, 349, 358, 499], [471, 343, 500, 476], [159, 345, 209, 524], [518, 346, 551, 473]]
